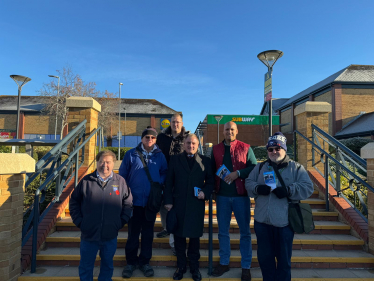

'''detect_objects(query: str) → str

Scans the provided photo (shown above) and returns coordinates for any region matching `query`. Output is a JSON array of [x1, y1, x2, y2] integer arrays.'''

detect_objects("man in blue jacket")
[[70, 150, 133, 281], [119, 126, 168, 278]]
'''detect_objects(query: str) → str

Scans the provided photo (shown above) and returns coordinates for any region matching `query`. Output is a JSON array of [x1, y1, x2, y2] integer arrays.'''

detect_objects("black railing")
[[21, 120, 102, 273], [294, 126, 371, 222]]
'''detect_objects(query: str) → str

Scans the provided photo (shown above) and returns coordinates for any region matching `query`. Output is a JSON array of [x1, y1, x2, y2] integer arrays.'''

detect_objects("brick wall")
[[0, 174, 25, 281], [110, 116, 151, 136], [280, 109, 292, 133], [342, 88, 374, 127], [314, 91, 333, 134], [24, 115, 61, 134], [0, 114, 17, 130]]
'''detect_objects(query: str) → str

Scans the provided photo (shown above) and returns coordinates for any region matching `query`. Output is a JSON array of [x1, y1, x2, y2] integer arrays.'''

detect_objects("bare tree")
[[39, 66, 117, 138]]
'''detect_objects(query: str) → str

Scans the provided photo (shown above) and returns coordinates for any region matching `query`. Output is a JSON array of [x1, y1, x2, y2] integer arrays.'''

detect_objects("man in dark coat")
[[156, 113, 190, 254], [164, 134, 214, 281]]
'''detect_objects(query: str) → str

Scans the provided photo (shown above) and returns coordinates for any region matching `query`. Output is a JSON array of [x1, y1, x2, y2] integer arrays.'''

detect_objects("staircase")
[[18, 187, 374, 280]]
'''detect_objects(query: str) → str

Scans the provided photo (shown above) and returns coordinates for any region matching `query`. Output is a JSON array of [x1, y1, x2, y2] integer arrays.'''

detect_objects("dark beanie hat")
[[266, 132, 287, 151], [141, 126, 158, 139]]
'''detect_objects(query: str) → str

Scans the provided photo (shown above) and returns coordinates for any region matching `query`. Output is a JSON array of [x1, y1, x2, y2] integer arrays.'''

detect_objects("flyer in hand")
[[263, 171, 277, 190], [216, 164, 231, 179]]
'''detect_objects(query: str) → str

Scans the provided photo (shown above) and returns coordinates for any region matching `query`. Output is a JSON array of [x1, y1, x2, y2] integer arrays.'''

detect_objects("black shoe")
[[157, 229, 170, 238], [139, 264, 154, 277], [211, 264, 230, 277], [173, 267, 187, 280], [241, 268, 252, 281], [122, 264, 137, 278], [191, 269, 202, 281]]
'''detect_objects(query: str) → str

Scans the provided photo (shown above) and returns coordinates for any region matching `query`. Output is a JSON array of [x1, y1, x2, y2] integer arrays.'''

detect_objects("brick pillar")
[[294, 101, 332, 171], [0, 154, 35, 281], [361, 143, 374, 254], [66, 97, 101, 170], [332, 84, 343, 135]]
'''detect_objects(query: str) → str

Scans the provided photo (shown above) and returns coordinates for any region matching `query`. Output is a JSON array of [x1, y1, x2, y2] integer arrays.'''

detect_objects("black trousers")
[[125, 206, 156, 266], [174, 234, 200, 271]]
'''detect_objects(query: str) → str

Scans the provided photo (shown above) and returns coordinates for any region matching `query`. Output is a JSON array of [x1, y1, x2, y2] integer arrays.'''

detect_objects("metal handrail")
[[311, 124, 366, 167], [22, 120, 102, 273], [294, 129, 371, 222]]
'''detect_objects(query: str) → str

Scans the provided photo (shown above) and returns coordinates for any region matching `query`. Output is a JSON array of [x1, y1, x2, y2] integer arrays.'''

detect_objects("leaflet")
[[263, 171, 277, 190], [216, 164, 231, 179]]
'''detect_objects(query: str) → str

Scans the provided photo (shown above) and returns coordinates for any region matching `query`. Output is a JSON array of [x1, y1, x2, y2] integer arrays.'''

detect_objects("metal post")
[[324, 155, 329, 211], [54, 77, 60, 140], [124, 109, 126, 148], [336, 147, 341, 193], [75, 152, 79, 187], [293, 131, 297, 161], [208, 194, 213, 275], [16, 88, 21, 139], [55, 156, 62, 202], [99, 128, 102, 152], [217, 121, 219, 144], [269, 99, 272, 137], [31, 190, 40, 273], [118, 83, 123, 160]]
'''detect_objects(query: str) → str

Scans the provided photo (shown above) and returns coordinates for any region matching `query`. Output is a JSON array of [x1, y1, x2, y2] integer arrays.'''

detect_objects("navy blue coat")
[[119, 143, 168, 207]]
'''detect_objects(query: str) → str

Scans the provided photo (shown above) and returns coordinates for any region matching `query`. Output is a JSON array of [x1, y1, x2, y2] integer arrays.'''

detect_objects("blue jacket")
[[119, 143, 168, 207]]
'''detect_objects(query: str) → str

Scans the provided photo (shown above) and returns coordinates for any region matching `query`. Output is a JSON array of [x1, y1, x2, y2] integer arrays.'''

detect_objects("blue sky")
[[1, 0, 374, 132]]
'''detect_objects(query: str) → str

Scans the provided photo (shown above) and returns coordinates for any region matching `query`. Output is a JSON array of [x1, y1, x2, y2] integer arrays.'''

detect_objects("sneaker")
[[157, 229, 170, 238], [191, 269, 202, 281], [122, 264, 137, 278], [139, 264, 154, 277], [211, 264, 230, 277], [241, 268, 251, 281], [173, 267, 187, 280], [171, 246, 176, 256]]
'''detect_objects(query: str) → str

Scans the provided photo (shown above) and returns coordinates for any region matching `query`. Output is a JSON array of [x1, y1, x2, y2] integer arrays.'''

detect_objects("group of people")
[[70, 113, 314, 281]]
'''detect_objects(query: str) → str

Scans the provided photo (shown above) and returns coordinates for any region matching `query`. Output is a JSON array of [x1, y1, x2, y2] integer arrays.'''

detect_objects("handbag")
[[136, 149, 164, 220], [271, 163, 315, 234]]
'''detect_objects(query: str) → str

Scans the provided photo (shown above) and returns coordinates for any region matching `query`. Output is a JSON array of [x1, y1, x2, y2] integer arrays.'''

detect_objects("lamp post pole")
[[48, 75, 60, 140], [257, 50, 283, 137], [118, 83, 123, 160], [10, 75, 31, 139], [214, 115, 223, 145], [124, 108, 127, 147]]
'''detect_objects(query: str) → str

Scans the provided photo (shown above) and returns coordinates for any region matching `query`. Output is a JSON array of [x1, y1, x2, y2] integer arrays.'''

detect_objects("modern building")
[[0, 95, 180, 147], [196, 114, 280, 146], [260, 65, 374, 141]]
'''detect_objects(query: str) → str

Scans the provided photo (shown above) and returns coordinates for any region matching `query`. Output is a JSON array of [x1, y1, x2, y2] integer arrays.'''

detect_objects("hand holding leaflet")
[[263, 171, 277, 190], [216, 164, 232, 184]]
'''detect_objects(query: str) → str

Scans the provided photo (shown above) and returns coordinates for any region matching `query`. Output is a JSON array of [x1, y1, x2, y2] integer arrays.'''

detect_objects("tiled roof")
[[335, 111, 374, 137], [277, 65, 374, 110], [0, 96, 179, 115]]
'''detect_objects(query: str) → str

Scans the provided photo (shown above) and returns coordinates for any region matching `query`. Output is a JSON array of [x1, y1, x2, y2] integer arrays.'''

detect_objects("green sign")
[[207, 115, 279, 125]]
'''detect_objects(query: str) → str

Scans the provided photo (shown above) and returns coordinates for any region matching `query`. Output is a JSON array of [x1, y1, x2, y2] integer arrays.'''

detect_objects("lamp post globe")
[[10, 75, 31, 139], [257, 50, 283, 137]]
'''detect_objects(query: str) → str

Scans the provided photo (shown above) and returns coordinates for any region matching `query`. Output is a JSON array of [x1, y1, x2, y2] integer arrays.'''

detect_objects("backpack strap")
[[136, 148, 154, 184]]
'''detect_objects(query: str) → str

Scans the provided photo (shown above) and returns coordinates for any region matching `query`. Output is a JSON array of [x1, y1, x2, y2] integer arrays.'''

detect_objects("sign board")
[[264, 70, 272, 102], [206, 115, 279, 125], [160, 118, 171, 130], [0, 129, 16, 140]]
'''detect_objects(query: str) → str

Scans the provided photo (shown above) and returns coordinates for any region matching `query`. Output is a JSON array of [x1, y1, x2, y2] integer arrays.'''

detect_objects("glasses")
[[267, 147, 281, 152], [171, 121, 182, 124], [145, 136, 156, 140]]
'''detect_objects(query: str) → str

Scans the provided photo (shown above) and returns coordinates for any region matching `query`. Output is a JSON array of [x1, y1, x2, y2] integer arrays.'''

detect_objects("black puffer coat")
[[156, 126, 190, 163]]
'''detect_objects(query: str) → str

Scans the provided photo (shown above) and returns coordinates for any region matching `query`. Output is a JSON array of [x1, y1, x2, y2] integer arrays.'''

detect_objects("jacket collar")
[[267, 155, 290, 170], [179, 151, 203, 172], [163, 126, 189, 139]]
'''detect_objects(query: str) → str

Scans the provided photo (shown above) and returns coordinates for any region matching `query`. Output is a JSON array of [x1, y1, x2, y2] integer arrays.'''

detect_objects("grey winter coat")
[[245, 158, 313, 227]]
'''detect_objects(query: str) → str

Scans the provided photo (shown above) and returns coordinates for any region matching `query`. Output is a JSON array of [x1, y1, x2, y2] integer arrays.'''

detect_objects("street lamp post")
[[214, 115, 223, 145], [10, 75, 31, 139], [257, 50, 283, 137], [48, 75, 60, 140], [124, 108, 127, 148], [118, 83, 123, 161]]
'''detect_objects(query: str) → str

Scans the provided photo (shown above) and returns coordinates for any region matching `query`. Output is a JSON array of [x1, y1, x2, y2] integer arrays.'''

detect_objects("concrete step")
[[56, 217, 351, 235], [46, 231, 364, 251], [18, 266, 374, 280], [34, 248, 374, 269]]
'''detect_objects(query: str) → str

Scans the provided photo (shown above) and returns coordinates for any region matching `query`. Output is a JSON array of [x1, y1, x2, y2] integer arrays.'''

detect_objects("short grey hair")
[[186, 133, 199, 143], [96, 150, 117, 162]]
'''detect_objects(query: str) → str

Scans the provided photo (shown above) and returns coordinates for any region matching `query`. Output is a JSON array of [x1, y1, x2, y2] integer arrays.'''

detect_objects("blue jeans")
[[254, 221, 294, 281], [216, 195, 252, 269], [79, 238, 117, 281]]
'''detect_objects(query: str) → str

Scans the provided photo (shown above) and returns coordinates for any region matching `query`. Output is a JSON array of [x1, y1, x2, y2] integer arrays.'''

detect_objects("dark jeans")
[[254, 220, 294, 281], [125, 206, 156, 266], [79, 237, 117, 281], [174, 234, 200, 271]]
